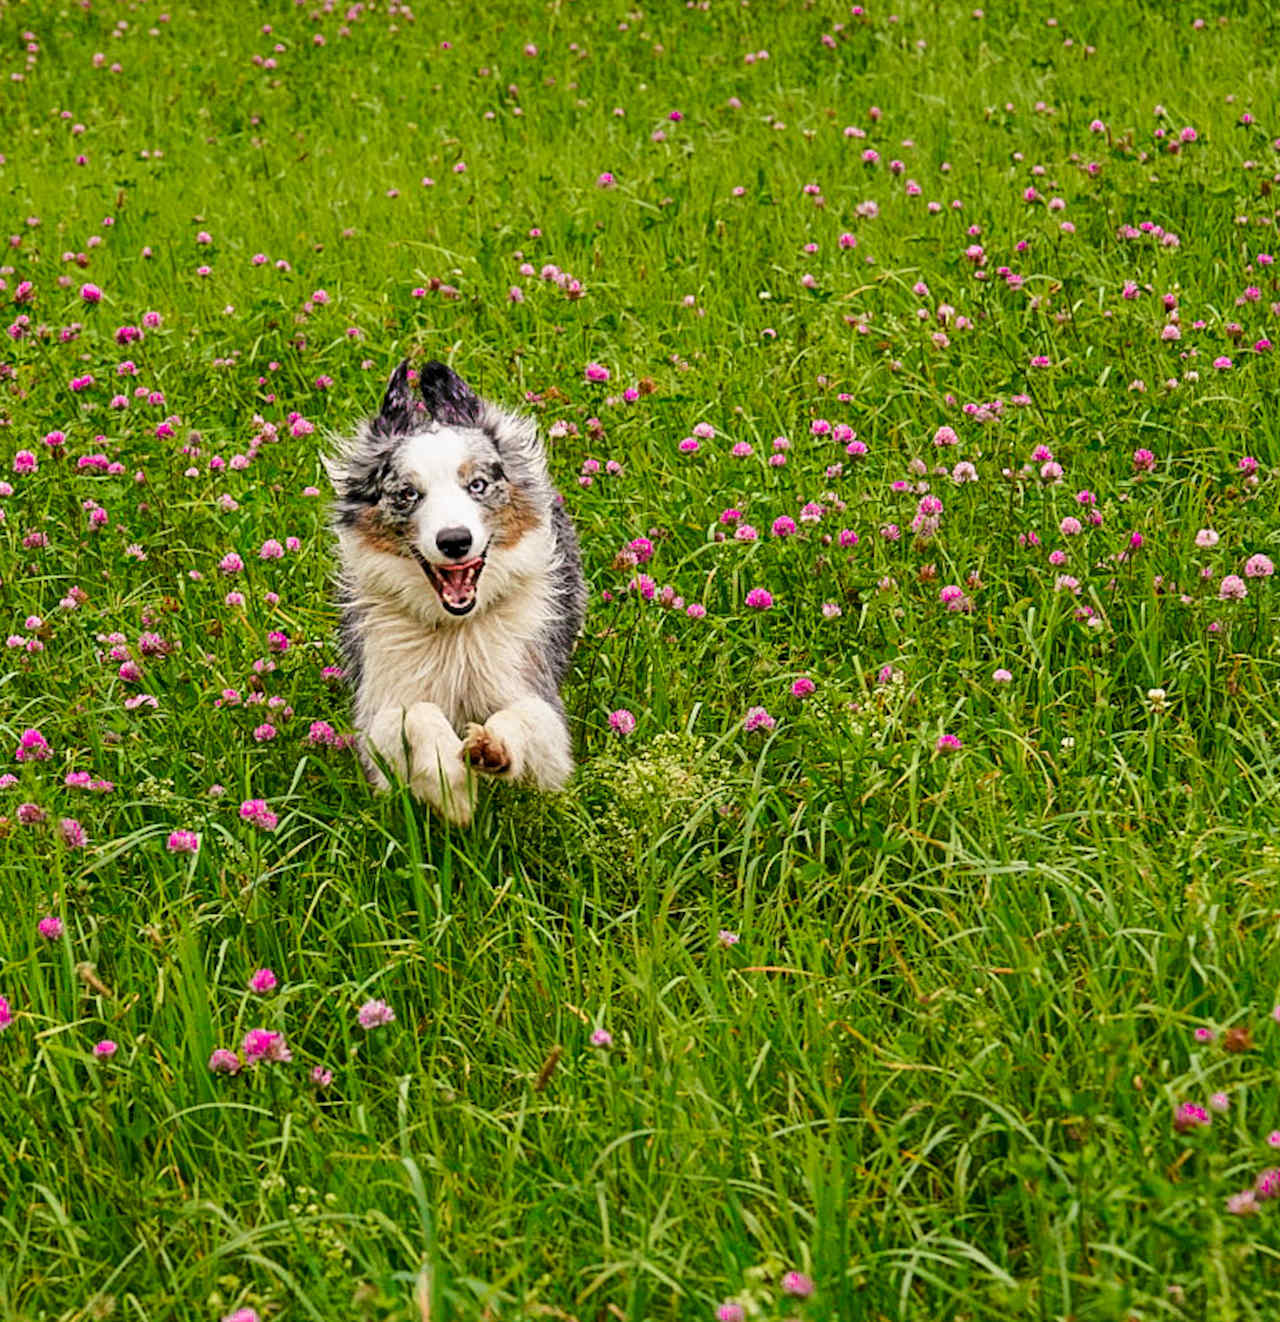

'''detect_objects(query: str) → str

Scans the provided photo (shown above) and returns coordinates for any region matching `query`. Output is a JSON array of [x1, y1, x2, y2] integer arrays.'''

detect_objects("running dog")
[[327, 359, 585, 824]]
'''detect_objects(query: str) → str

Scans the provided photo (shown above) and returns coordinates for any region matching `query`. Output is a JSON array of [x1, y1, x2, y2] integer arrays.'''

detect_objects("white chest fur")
[[349, 564, 554, 732]]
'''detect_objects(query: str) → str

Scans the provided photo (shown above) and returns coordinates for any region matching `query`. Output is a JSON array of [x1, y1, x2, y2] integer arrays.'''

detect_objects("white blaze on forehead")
[[399, 426, 469, 489], [399, 428, 487, 562]]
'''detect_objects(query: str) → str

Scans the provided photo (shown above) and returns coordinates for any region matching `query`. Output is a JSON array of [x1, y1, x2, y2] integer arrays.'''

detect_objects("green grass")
[[1, 1, 1280, 1319]]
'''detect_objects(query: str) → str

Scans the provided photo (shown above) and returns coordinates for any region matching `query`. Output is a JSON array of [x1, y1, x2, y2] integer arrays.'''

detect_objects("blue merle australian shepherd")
[[326, 360, 586, 825]]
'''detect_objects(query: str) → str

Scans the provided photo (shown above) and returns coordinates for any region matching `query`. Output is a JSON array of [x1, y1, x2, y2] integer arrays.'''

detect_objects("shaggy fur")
[[326, 359, 586, 824]]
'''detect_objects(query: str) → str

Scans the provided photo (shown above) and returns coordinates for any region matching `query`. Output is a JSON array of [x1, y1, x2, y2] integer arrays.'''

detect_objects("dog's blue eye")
[[389, 485, 419, 507], [467, 477, 489, 497]]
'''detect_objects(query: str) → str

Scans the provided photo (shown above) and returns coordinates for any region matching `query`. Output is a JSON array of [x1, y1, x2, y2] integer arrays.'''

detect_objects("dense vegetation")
[[1, 2, 1279, 1318]]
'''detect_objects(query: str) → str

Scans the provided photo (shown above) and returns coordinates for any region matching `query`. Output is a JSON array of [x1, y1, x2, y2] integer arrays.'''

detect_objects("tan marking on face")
[[459, 459, 541, 549], [492, 483, 541, 548], [355, 505, 403, 555]]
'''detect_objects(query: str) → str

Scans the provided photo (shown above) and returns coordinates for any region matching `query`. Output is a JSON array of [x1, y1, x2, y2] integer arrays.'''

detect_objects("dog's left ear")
[[419, 360, 482, 427]]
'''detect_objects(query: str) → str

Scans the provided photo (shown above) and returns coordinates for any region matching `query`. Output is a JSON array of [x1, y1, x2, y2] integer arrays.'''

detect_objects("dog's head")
[[328, 360, 549, 618]]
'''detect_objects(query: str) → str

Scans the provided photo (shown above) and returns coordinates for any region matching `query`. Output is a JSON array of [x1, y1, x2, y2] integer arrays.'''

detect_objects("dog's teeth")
[[421, 553, 484, 614]]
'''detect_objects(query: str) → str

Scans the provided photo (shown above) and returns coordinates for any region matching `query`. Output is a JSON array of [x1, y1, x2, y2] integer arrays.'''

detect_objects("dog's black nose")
[[435, 526, 474, 560]]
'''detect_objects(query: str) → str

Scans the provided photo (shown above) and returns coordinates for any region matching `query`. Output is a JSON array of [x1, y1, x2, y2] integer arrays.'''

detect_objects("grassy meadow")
[[3, 1, 1280, 1318]]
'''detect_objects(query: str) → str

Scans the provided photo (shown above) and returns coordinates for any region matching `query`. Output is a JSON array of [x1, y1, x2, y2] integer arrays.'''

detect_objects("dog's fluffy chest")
[[354, 590, 546, 731]]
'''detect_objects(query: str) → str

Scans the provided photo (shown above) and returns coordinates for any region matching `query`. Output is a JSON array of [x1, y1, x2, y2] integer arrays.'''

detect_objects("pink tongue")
[[438, 562, 478, 603]]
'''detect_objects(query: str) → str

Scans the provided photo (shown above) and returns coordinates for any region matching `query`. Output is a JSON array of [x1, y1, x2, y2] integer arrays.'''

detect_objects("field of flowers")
[[2, 2, 1279, 1319]]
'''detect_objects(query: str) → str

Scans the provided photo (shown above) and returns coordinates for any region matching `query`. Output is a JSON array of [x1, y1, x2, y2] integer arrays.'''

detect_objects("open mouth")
[[415, 551, 486, 615]]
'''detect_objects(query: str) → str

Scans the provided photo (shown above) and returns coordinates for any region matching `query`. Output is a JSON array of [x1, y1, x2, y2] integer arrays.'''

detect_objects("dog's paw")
[[411, 755, 474, 826], [463, 722, 513, 776], [435, 774, 476, 827]]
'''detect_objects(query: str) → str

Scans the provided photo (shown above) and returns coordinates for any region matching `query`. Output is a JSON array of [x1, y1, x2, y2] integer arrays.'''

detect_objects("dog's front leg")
[[366, 701, 474, 825], [463, 694, 573, 791]]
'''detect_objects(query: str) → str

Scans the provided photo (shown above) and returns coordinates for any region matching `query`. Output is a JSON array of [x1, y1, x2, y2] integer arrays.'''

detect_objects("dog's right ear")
[[371, 359, 419, 437]]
